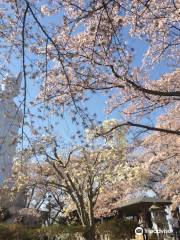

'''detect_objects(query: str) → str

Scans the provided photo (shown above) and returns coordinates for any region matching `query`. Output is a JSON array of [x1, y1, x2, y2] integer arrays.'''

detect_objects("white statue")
[[0, 73, 22, 185]]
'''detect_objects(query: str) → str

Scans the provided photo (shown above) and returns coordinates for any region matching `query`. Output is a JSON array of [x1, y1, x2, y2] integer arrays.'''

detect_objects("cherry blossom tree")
[[0, 0, 179, 228], [11, 121, 127, 239], [0, 0, 179, 136], [136, 104, 180, 206]]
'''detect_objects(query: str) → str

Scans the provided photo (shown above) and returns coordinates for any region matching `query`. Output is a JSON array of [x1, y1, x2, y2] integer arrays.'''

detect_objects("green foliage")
[[39, 224, 85, 235], [0, 220, 137, 240], [0, 223, 85, 240], [0, 224, 38, 240], [97, 218, 137, 240]]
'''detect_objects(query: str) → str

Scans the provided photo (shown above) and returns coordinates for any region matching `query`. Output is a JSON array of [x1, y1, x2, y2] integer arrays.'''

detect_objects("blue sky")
[[0, 7, 172, 148]]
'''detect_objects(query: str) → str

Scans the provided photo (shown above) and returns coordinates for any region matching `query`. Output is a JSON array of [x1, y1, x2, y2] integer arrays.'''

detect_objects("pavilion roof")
[[112, 196, 171, 216]]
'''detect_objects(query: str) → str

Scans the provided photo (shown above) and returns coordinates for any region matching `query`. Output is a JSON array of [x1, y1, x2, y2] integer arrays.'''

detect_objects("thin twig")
[[21, 4, 29, 152]]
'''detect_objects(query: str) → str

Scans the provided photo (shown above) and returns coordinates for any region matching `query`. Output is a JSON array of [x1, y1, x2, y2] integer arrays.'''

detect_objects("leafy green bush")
[[0, 224, 85, 240], [0, 224, 39, 240], [38, 224, 85, 240], [0, 219, 137, 240], [97, 218, 137, 240]]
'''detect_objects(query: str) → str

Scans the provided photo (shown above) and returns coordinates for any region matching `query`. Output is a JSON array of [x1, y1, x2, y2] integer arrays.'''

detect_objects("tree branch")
[[21, 4, 29, 151], [110, 65, 180, 97], [98, 121, 180, 136]]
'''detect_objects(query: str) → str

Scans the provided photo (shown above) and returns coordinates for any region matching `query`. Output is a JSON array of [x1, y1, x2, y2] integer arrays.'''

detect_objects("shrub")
[[97, 218, 137, 240], [0, 219, 137, 240], [0, 224, 39, 240]]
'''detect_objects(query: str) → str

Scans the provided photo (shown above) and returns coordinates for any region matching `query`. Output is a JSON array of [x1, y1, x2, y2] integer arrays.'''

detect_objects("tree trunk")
[[83, 225, 96, 240]]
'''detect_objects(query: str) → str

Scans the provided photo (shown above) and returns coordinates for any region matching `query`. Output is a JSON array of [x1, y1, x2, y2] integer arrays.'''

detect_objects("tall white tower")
[[0, 73, 22, 185]]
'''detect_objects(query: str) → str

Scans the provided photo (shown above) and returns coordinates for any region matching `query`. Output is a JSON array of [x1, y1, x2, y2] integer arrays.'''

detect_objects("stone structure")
[[0, 73, 22, 185], [0, 73, 27, 214]]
